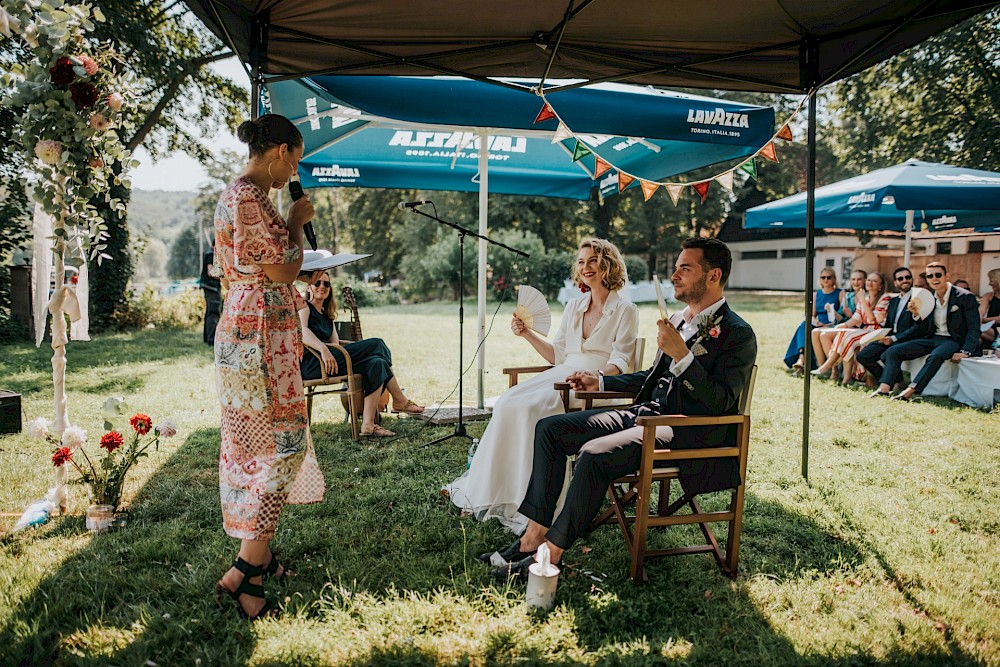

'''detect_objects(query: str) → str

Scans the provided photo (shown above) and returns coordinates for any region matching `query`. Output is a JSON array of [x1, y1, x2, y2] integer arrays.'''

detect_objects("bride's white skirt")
[[444, 363, 585, 534]]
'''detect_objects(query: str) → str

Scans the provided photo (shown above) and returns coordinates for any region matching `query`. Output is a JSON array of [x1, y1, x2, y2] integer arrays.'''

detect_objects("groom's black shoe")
[[490, 554, 533, 582], [478, 539, 535, 567]]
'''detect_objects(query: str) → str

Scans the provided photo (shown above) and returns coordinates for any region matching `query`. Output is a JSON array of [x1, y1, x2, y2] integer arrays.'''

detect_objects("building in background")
[[718, 217, 1000, 293]]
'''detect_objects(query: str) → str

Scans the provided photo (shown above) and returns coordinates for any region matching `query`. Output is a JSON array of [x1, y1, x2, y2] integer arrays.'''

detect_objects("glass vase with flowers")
[[28, 398, 176, 530]]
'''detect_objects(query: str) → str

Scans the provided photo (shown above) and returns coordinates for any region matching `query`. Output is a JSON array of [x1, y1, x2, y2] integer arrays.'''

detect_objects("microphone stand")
[[402, 205, 529, 446]]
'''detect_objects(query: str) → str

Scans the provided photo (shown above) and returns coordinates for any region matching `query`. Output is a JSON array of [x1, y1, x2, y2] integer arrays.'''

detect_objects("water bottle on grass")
[[467, 438, 479, 469]]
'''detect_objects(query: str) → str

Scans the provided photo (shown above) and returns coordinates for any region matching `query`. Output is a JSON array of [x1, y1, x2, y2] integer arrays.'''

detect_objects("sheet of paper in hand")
[[513, 285, 552, 335]]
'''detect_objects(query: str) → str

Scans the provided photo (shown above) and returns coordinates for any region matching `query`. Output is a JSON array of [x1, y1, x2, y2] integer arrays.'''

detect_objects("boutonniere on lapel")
[[690, 313, 723, 356]]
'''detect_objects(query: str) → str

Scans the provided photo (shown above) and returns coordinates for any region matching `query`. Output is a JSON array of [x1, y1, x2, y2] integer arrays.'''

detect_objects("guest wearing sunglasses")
[[811, 272, 890, 385], [871, 262, 980, 400], [855, 267, 931, 389], [784, 267, 844, 375], [299, 271, 424, 436]]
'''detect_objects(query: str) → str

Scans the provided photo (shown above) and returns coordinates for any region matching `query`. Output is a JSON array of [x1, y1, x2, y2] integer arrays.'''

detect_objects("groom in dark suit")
[[489, 237, 757, 578]]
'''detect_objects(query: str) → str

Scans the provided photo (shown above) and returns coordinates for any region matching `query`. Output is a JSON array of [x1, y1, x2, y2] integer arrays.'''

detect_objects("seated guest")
[[784, 267, 843, 374], [299, 272, 423, 436], [870, 262, 980, 400], [857, 267, 932, 388], [811, 269, 867, 376], [954, 279, 971, 291], [979, 268, 1000, 347], [812, 272, 889, 385], [445, 239, 639, 536], [486, 238, 756, 579], [840, 269, 868, 321]]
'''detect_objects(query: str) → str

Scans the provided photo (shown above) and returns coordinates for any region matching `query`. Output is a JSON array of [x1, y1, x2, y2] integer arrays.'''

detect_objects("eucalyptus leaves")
[[0, 0, 135, 264]]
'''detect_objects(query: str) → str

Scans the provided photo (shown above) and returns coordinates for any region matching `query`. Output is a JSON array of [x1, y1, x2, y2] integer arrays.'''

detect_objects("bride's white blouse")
[[552, 289, 640, 373]]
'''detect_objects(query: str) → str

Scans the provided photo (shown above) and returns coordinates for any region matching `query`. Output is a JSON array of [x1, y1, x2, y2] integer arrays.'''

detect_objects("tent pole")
[[249, 12, 267, 121], [904, 210, 914, 268], [801, 42, 819, 479], [477, 130, 489, 409]]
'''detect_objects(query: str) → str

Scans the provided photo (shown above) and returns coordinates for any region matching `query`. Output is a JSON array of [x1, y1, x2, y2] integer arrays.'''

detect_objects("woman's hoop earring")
[[267, 160, 283, 184], [267, 159, 294, 186]]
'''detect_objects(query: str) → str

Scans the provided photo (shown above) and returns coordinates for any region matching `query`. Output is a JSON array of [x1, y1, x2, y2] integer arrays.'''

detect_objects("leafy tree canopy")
[[828, 9, 999, 172]]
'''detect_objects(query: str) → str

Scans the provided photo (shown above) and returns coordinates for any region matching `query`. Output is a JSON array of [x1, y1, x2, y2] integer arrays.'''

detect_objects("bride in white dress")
[[443, 239, 639, 534]]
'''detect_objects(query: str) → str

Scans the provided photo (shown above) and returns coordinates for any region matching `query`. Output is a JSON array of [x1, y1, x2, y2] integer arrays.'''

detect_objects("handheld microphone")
[[288, 176, 317, 251], [398, 200, 431, 210]]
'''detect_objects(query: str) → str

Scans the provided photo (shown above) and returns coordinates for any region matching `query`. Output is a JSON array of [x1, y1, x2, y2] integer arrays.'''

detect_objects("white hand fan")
[[513, 285, 552, 335], [905, 287, 935, 320]]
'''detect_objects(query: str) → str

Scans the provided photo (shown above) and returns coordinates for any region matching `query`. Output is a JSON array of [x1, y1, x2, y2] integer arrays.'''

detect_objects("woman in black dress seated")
[[299, 272, 423, 436]]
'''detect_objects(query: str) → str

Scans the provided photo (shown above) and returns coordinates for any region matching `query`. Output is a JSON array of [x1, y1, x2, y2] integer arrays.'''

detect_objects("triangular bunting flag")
[[776, 123, 794, 142], [572, 141, 592, 162], [738, 159, 757, 181], [759, 141, 778, 162], [640, 180, 659, 201], [692, 180, 711, 203], [618, 172, 635, 192], [593, 156, 612, 178], [551, 122, 573, 144], [533, 102, 557, 124], [715, 171, 734, 192], [666, 184, 684, 205]]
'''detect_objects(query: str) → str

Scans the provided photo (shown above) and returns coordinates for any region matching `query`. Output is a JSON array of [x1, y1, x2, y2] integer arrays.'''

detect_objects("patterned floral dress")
[[213, 176, 325, 541]]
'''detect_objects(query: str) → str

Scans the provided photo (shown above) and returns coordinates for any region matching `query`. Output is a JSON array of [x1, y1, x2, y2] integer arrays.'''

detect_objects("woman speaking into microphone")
[[211, 114, 324, 620]]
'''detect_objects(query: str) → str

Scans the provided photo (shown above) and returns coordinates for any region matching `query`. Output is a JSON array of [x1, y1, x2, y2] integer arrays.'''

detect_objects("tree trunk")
[[88, 165, 133, 332]]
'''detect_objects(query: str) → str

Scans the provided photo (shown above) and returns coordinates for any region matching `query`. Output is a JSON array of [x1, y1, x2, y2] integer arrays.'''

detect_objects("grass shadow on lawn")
[[0, 418, 981, 666]]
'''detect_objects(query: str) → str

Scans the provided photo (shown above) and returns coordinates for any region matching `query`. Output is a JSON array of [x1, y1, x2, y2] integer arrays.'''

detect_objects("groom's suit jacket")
[[603, 302, 757, 495]]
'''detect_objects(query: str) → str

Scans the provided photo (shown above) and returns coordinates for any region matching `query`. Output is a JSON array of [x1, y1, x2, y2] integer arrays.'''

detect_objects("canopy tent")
[[269, 75, 775, 199], [182, 0, 1000, 477], [267, 75, 774, 406], [745, 160, 1000, 266], [183, 1, 992, 94]]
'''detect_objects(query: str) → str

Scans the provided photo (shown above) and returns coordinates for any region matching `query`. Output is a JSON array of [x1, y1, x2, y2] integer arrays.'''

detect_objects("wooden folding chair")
[[505, 337, 645, 412], [301, 287, 366, 440], [585, 365, 757, 583]]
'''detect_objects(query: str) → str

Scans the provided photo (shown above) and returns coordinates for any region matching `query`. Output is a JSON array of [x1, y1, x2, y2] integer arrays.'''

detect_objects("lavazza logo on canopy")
[[312, 165, 361, 180], [847, 192, 877, 209], [686, 108, 751, 137]]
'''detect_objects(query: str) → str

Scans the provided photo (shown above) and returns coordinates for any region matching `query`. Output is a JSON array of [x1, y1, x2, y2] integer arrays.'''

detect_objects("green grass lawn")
[[1, 294, 998, 666]]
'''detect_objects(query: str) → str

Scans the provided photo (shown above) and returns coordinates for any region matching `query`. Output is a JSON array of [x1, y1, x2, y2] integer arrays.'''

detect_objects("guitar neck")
[[343, 286, 363, 341]]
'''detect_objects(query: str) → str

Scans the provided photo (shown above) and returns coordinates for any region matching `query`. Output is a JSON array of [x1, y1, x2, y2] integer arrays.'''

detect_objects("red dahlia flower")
[[100, 430, 124, 452], [70, 82, 99, 109], [51, 447, 74, 467], [130, 413, 153, 435], [49, 57, 77, 85]]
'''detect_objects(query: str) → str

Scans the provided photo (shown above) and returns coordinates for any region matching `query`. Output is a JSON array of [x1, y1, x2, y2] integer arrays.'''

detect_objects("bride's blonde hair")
[[574, 238, 627, 291]]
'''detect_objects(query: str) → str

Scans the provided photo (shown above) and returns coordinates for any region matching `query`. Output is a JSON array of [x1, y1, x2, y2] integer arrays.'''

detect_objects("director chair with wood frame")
[[502, 337, 646, 412], [572, 364, 757, 583], [301, 287, 366, 440]]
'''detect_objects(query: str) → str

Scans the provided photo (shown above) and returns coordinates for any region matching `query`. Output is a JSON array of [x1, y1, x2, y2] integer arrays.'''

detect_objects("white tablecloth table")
[[901, 355, 959, 398], [952, 356, 1000, 409]]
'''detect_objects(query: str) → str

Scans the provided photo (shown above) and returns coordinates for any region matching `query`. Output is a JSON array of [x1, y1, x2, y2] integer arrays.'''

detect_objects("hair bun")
[[236, 120, 259, 145]]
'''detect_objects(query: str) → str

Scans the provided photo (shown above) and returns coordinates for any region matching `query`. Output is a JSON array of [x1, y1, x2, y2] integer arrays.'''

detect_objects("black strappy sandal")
[[215, 557, 275, 620], [263, 552, 287, 579]]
